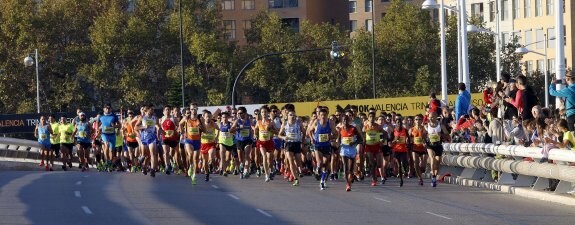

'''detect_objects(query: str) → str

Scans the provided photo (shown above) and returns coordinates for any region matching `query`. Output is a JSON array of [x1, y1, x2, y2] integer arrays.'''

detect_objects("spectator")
[[507, 75, 537, 120], [503, 116, 527, 146], [455, 83, 471, 121], [549, 71, 575, 131], [531, 105, 544, 120], [488, 111, 505, 144]]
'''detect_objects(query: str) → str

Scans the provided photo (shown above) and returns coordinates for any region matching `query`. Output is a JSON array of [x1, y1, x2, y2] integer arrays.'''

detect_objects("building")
[[349, 0, 425, 37], [445, 0, 574, 76], [220, 0, 349, 45]]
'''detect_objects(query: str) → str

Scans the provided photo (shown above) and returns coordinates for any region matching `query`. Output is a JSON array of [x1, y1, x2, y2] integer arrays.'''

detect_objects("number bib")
[[414, 137, 424, 145], [318, 134, 329, 143], [365, 131, 379, 145], [78, 131, 87, 138], [397, 136, 406, 144], [39, 134, 48, 140], [219, 132, 231, 142], [286, 132, 298, 140], [165, 130, 175, 138], [259, 130, 271, 141], [188, 127, 200, 136], [128, 133, 136, 139], [429, 134, 441, 143], [240, 129, 250, 138], [201, 133, 215, 143], [145, 119, 154, 127], [342, 137, 354, 145], [102, 126, 114, 134]]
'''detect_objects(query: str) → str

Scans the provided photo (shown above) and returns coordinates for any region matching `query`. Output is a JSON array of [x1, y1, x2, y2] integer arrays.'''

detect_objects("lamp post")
[[422, 0, 460, 103], [514, 35, 554, 108], [370, 0, 376, 99], [178, 0, 185, 108], [555, 0, 566, 108], [467, 24, 501, 82], [23, 49, 40, 114]]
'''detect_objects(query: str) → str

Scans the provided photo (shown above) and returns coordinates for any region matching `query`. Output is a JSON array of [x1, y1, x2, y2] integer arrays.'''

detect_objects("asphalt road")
[[0, 169, 574, 225]]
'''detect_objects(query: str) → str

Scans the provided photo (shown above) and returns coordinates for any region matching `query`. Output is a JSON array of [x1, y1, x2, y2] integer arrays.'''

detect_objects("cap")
[[79, 112, 86, 116]]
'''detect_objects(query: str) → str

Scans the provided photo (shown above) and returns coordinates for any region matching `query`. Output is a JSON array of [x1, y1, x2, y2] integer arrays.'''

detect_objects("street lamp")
[[467, 24, 501, 83], [422, 0, 460, 103], [24, 49, 40, 114], [178, 0, 185, 108], [514, 35, 555, 108]]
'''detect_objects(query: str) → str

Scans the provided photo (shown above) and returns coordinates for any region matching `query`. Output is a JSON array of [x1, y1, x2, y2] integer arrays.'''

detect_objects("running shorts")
[[340, 144, 357, 158], [184, 139, 201, 150], [163, 139, 178, 148], [428, 144, 443, 156], [364, 144, 380, 154], [285, 142, 302, 154], [39, 141, 51, 150], [140, 135, 157, 146], [200, 143, 216, 154], [256, 140, 275, 152], [60, 143, 74, 151], [78, 142, 91, 149], [51, 143, 60, 152], [315, 146, 332, 155], [221, 144, 235, 151], [101, 134, 116, 147], [127, 141, 138, 149], [381, 145, 392, 157], [236, 140, 252, 151], [273, 138, 283, 150]]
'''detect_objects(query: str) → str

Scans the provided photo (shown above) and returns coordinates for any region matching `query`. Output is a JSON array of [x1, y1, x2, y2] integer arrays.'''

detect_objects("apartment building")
[[349, 0, 425, 37], [220, 0, 349, 45]]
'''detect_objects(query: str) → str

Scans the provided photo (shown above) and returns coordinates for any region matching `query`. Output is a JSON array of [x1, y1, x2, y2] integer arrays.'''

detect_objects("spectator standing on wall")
[[549, 71, 575, 131], [455, 83, 471, 121]]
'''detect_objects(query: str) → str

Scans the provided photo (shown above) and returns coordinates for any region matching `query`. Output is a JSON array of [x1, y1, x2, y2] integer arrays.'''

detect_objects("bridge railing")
[[441, 143, 575, 195], [0, 137, 41, 160]]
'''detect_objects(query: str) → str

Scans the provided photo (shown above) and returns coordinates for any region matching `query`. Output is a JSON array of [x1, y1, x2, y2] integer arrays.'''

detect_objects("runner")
[[270, 105, 284, 176], [123, 110, 139, 172], [200, 110, 217, 182], [234, 107, 254, 179], [377, 115, 392, 184], [136, 105, 160, 177], [349, 106, 365, 181], [218, 112, 236, 177], [307, 108, 335, 190], [338, 115, 364, 192], [35, 115, 53, 171], [73, 112, 93, 172], [179, 105, 201, 184], [409, 114, 428, 186], [254, 105, 277, 182], [426, 112, 447, 187], [48, 115, 60, 170], [392, 116, 409, 187], [92, 112, 103, 170], [363, 112, 383, 186], [58, 116, 75, 171], [278, 109, 304, 186], [160, 105, 178, 175], [98, 104, 120, 172]]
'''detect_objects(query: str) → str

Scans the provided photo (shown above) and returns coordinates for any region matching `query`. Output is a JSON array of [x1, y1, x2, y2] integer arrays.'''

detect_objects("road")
[[0, 170, 574, 225]]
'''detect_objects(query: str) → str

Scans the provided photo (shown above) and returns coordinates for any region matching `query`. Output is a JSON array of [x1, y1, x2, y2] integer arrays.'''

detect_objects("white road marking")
[[374, 197, 391, 203], [426, 212, 452, 220], [211, 185, 219, 189], [81, 206, 93, 215], [83, 175, 90, 178], [256, 209, 273, 218], [227, 194, 240, 200], [74, 191, 82, 198], [76, 181, 82, 185]]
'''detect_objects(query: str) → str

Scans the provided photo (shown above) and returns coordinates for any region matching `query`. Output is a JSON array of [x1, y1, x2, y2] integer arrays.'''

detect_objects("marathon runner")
[[426, 112, 447, 187], [179, 104, 201, 184], [255, 105, 277, 182], [278, 109, 304, 186], [58, 115, 74, 171], [218, 112, 236, 177], [160, 105, 178, 175], [35, 115, 53, 171], [363, 112, 383, 186], [409, 114, 428, 186], [338, 115, 363, 192], [234, 107, 254, 179], [74, 112, 93, 172], [307, 108, 335, 190]]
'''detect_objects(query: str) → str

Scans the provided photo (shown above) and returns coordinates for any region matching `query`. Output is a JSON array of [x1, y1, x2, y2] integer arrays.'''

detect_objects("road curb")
[[0, 157, 66, 172], [443, 176, 575, 206]]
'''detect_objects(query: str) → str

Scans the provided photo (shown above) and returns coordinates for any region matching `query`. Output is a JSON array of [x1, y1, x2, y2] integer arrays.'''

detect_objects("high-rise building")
[[220, 0, 349, 45], [349, 0, 425, 37]]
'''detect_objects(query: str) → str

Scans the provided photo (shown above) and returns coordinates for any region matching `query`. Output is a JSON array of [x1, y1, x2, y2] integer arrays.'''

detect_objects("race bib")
[[78, 131, 87, 138], [128, 133, 136, 139], [286, 132, 297, 140], [145, 119, 154, 127], [429, 134, 441, 143], [165, 130, 175, 138], [259, 130, 271, 141], [201, 133, 215, 143], [318, 134, 329, 142], [397, 136, 406, 144], [188, 127, 200, 136], [219, 132, 231, 142], [39, 134, 48, 140], [240, 129, 250, 137], [414, 137, 424, 145], [365, 131, 379, 145], [103, 126, 114, 134], [342, 137, 353, 145]]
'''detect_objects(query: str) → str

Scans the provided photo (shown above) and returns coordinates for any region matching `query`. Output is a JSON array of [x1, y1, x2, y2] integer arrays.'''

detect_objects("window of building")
[[548, 59, 555, 74], [535, 0, 542, 16], [222, 0, 234, 10], [502, 0, 509, 21], [513, 0, 520, 18], [537, 59, 545, 72], [243, 20, 252, 35], [547, 27, 555, 48], [242, 0, 255, 9], [524, 0, 531, 17], [471, 3, 483, 21], [489, 2, 495, 22], [535, 29, 544, 49], [281, 18, 299, 32], [525, 61, 534, 75], [365, 0, 372, 12], [349, 1, 357, 13], [381, 0, 389, 2], [365, 19, 373, 32], [223, 20, 236, 40], [502, 32, 510, 46], [350, 20, 358, 31], [525, 30, 532, 50], [268, 0, 298, 8], [546, 0, 553, 15]]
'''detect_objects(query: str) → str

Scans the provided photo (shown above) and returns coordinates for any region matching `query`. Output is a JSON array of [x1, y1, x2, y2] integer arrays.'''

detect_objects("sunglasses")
[[288, 114, 295, 117]]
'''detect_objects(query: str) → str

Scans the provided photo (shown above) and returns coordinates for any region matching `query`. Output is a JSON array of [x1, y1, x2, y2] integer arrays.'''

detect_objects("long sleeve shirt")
[[549, 84, 575, 117], [508, 89, 523, 114]]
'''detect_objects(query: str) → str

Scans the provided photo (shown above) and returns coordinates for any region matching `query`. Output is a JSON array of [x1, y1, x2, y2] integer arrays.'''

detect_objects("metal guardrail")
[[441, 143, 575, 195], [0, 137, 41, 159]]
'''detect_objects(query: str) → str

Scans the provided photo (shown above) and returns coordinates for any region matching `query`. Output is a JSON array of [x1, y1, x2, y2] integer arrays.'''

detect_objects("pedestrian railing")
[[0, 137, 41, 160], [442, 143, 575, 195]]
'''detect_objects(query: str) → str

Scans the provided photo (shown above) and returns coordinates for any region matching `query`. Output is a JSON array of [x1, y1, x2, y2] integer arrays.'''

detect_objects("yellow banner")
[[284, 93, 484, 116]]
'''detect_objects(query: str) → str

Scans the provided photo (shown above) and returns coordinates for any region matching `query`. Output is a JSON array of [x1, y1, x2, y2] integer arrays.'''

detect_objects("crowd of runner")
[[31, 72, 575, 192]]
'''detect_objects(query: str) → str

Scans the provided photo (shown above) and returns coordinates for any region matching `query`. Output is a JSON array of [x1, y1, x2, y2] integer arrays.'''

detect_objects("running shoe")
[[39, 162, 44, 167], [419, 179, 424, 186], [240, 172, 245, 179], [399, 179, 404, 187], [205, 173, 210, 182], [45, 165, 49, 171], [233, 170, 239, 176], [381, 177, 386, 185], [431, 177, 437, 187], [192, 176, 197, 185], [143, 168, 148, 176], [320, 182, 326, 190], [330, 173, 335, 181], [288, 175, 294, 182], [188, 168, 193, 177], [166, 164, 172, 175], [346, 183, 351, 192], [371, 180, 377, 186], [68, 162, 72, 168], [265, 175, 270, 182], [293, 179, 299, 186], [150, 169, 156, 178], [62, 165, 67, 171], [256, 169, 261, 177]]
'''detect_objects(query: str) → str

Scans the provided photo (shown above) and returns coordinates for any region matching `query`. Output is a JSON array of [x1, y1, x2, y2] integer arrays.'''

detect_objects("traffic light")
[[330, 41, 344, 60]]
